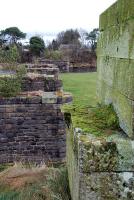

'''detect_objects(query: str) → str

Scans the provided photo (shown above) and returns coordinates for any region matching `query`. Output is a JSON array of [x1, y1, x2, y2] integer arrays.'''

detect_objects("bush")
[[45, 50, 63, 60], [0, 77, 21, 97], [0, 45, 20, 63], [0, 65, 26, 97]]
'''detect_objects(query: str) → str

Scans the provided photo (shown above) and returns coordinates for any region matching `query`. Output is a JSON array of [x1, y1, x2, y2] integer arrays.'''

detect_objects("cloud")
[[0, 0, 116, 33]]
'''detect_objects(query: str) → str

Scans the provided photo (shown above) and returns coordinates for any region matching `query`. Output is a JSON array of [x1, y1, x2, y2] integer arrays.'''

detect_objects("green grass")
[[60, 72, 120, 136], [60, 72, 98, 107]]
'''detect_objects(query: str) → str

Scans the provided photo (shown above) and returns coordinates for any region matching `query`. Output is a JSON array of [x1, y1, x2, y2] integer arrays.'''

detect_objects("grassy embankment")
[[60, 72, 119, 136]]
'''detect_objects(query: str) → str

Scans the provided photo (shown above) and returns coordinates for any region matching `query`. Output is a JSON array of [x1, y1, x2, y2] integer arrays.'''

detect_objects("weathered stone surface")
[[79, 135, 118, 172], [38, 59, 70, 73], [42, 92, 57, 104], [98, 0, 134, 138], [26, 64, 59, 78], [66, 128, 79, 200], [0, 97, 66, 163], [80, 172, 134, 200], [99, 0, 134, 31], [98, 20, 134, 59], [22, 73, 62, 92], [37, 58, 97, 73], [98, 57, 134, 99], [69, 66, 97, 73], [107, 134, 134, 171], [67, 128, 134, 200], [98, 80, 134, 137]]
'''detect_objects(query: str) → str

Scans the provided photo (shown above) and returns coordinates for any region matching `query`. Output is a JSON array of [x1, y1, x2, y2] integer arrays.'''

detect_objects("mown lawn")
[[60, 72, 98, 107], [60, 72, 120, 136]]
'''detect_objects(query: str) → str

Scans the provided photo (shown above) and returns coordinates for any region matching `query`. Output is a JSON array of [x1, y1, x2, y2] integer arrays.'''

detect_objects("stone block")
[[79, 172, 134, 200], [98, 0, 134, 138], [98, 80, 134, 138], [97, 56, 134, 100], [67, 128, 134, 200], [98, 20, 134, 59], [42, 92, 57, 104], [99, 0, 134, 31]]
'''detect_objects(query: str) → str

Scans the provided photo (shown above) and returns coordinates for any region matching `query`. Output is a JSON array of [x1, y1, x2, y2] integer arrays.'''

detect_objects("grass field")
[[60, 72, 120, 136], [60, 72, 98, 107]]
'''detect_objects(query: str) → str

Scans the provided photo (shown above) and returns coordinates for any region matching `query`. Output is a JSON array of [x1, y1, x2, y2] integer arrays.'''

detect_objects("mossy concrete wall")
[[97, 0, 134, 138], [67, 128, 134, 200]]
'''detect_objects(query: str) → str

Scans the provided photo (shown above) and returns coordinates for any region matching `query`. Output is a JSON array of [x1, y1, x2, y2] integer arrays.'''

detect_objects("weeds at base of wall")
[[0, 163, 71, 200]]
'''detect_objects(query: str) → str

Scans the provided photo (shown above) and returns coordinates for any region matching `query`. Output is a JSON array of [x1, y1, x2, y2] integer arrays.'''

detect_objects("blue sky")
[[0, 0, 116, 41]]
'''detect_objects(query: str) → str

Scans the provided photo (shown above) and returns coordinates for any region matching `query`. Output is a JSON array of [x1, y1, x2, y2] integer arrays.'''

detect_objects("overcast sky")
[[0, 0, 116, 40]]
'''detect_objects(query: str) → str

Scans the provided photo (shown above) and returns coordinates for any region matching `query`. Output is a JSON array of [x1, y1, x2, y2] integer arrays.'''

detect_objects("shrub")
[[0, 65, 26, 97], [45, 50, 63, 60], [0, 45, 20, 63], [0, 76, 21, 97]]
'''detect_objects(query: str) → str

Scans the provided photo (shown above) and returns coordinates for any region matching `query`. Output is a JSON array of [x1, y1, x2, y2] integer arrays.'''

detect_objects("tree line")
[[0, 27, 99, 61]]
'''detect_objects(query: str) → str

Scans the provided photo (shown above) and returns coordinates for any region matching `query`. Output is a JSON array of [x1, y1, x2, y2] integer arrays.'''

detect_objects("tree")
[[0, 35, 7, 47], [29, 36, 45, 56], [0, 27, 26, 44], [47, 39, 59, 50], [51, 39, 59, 50], [86, 28, 99, 51], [78, 28, 88, 48], [57, 29, 81, 46]]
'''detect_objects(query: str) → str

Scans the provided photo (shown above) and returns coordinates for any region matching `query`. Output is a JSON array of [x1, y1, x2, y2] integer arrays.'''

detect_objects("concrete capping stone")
[[42, 92, 57, 104]]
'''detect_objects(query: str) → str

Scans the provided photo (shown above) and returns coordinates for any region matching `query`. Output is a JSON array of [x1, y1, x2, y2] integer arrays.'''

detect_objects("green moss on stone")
[[100, 0, 134, 31], [64, 104, 120, 137]]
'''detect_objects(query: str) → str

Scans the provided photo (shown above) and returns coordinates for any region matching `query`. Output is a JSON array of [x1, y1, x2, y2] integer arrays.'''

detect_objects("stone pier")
[[0, 65, 72, 164]]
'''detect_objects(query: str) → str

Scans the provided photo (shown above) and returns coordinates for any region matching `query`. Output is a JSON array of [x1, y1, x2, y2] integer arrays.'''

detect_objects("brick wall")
[[0, 97, 66, 163], [0, 65, 72, 164]]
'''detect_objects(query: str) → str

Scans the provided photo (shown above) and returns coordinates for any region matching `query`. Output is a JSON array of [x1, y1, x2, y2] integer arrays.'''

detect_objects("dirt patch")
[[0, 163, 48, 189]]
